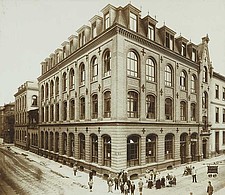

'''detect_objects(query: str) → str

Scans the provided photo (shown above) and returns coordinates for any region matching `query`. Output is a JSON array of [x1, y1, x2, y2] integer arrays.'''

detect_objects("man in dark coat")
[[130, 181, 135, 195], [207, 181, 214, 195]]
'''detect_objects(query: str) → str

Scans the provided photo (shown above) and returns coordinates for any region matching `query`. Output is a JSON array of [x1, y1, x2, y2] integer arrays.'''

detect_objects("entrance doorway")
[[202, 139, 207, 159], [215, 132, 220, 154]]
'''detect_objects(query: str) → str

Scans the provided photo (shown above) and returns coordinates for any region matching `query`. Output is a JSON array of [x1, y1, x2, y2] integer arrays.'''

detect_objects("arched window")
[[63, 101, 67, 120], [80, 63, 85, 85], [69, 133, 75, 157], [180, 70, 187, 90], [180, 101, 187, 121], [165, 65, 173, 87], [146, 58, 156, 82], [165, 133, 174, 160], [191, 103, 196, 121], [79, 133, 85, 160], [103, 50, 111, 77], [62, 132, 67, 155], [80, 97, 85, 119], [55, 77, 59, 95], [45, 131, 48, 150], [92, 94, 98, 119], [202, 91, 208, 109], [203, 66, 208, 83], [70, 99, 75, 120], [165, 98, 173, 120], [69, 68, 75, 89], [50, 80, 54, 97], [127, 91, 138, 118], [127, 51, 138, 77], [41, 85, 44, 100], [50, 104, 54, 121], [50, 132, 54, 151], [127, 135, 139, 167], [62, 72, 67, 91], [31, 95, 37, 106], [40, 131, 44, 148], [104, 91, 111, 118], [146, 95, 156, 119], [91, 134, 98, 163], [91, 57, 98, 81], [55, 103, 59, 121], [180, 133, 188, 164], [55, 132, 59, 153], [191, 74, 197, 93], [103, 135, 111, 167], [146, 134, 157, 163], [45, 106, 49, 122]]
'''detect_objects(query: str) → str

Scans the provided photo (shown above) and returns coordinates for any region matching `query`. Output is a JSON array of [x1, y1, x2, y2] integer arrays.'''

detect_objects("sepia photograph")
[[1, 0, 225, 194]]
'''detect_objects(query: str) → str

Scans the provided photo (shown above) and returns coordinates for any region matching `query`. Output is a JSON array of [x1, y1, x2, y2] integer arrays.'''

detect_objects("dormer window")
[[192, 48, 197, 62], [63, 46, 66, 58], [70, 40, 74, 53], [79, 31, 85, 47], [165, 32, 174, 50], [148, 24, 154, 41], [50, 57, 53, 67], [92, 22, 97, 38], [104, 12, 110, 29], [46, 61, 49, 71], [181, 42, 186, 57], [129, 12, 137, 32], [56, 53, 60, 63]]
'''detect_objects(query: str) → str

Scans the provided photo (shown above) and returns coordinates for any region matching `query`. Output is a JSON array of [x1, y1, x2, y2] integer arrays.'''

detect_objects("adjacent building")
[[14, 81, 39, 153], [37, 3, 213, 177]]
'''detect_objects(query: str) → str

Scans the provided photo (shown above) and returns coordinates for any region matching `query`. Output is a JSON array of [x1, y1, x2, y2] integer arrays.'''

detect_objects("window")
[[50, 104, 54, 122], [45, 106, 49, 122], [70, 99, 75, 120], [45, 83, 49, 99], [146, 134, 156, 163], [191, 103, 196, 121], [165, 134, 174, 160], [79, 63, 85, 85], [191, 75, 196, 93], [146, 58, 155, 82], [69, 68, 75, 89], [69, 133, 74, 157], [180, 101, 187, 121], [127, 51, 138, 77], [181, 42, 186, 57], [103, 50, 111, 77], [63, 101, 67, 121], [165, 32, 174, 50], [203, 66, 208, 83], [216, 107, 219, 123], [55, 77, 59, 95], [62, 72, 67, 92], [215, 85, 219, 99], [165, 98, 173, 120], [223, 88, 225, 100], [202, 91, 208, 109], [79, 133, 85, 160], [63, 46, 66, 58], [223, 131, 225, 145], [50, 80, 54, 97], [70, 40, 74, 53], [129, 12, 137, 32], [103, 135, 111, 167], [104, 91, 111, 118], [127, 135, 139, 167], [91, 57, 98, 81], [148, 24, 154, 40], [146, 95, 156, 119], [92, 94, 98, 119], [223, 109, 225, 123], [55, 103, 59, 121], [165, 65, 173, 87], [192, 48, 197, 62], [56, 53, 60, 63], [180, 71, 187, 90], [79, 31, 85, 47], [80, 97, 85, 120], [55, 132, 59, 153], [105, 12, 110, 29], [127, 91, 138, 118], [91, 134, 98, 163], [41, 85, 44, 100], [92, 22, 97, 38], [31, 95, 37, 106]]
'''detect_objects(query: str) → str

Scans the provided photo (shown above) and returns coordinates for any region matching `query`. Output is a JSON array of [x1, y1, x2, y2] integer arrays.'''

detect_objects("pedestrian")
[[207, 181, 214, 195], [89, 171, 93, 181], [138, 178, 144, 195], [192, 166, 197, 183], [153, 168, 157, 181], [120, 181, 124, 194], [107, 174, 113, 193], [73, 163, 78, 176], [124, 182, 129, 195], [88, 179, 93, 192], [130, 181, 135, 195], [114, 174, 119, 190]]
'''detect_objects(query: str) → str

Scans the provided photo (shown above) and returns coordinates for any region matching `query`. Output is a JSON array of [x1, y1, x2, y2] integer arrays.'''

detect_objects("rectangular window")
[[166, 32, 169, 48], [105, 12, 110, 29], [169, 35, 174, 50], [223, 109, 225, 123], [192, 48, 197, 61], [92, 22, 97, 38], [70, 40, 73, 53], [129, 12, 137, 32], [215, 85, 219, 99], [223, 88, 225, 100], [181, 43, 186, 57], [79, 31, 85, 47], [216, 107, 219, 123], [63, 46, 66, 58], [223, 131, 225, 145], [148, 24, 154, 40]]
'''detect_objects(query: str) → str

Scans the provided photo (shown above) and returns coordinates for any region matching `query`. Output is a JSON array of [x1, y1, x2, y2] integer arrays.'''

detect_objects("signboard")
[[207, 165, 218, 174]]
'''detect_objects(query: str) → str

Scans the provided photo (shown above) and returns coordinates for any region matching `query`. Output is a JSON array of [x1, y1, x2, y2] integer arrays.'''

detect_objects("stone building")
[[37, 3, 212, 177], [14, 81, 39, 153], [0, 106, 4, 138], [210, 72, 225, 156]]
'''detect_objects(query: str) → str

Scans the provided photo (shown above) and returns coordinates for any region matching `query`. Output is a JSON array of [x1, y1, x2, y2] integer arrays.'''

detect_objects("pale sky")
[[1, 0, 225, 105]]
